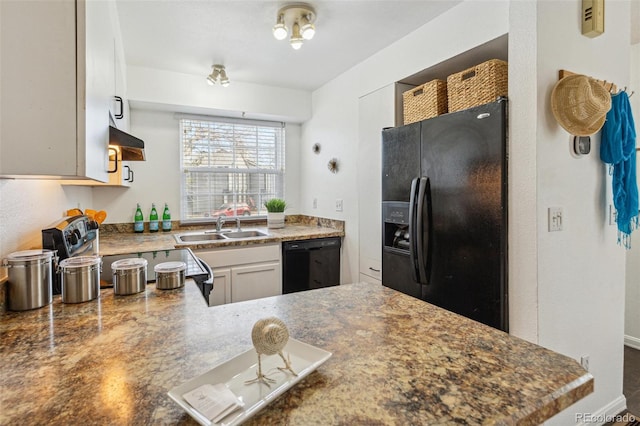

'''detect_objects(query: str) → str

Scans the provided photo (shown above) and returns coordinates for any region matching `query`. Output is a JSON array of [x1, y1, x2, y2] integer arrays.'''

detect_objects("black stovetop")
[[100, 248, 208, 286]]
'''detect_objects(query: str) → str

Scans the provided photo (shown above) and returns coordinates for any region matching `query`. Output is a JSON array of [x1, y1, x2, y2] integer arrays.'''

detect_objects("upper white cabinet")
[[0, 0, 110, 181], [110, 3, 130, 132], [357, 84, 395, 284]]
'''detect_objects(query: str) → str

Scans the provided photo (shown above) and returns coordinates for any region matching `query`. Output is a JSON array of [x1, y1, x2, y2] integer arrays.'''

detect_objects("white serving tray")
[[168, 338, 332, 426]]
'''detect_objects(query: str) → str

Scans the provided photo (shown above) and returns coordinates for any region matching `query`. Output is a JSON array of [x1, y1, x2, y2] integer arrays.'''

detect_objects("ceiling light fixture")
[[206, 64, 230, 87], [272, 3, 316, 50]]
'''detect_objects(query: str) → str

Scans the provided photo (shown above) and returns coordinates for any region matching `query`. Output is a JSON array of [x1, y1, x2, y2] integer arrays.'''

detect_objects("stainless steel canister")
[[2, 249, 56, 311], [58, 255, 102, 304], [111, 258, 147, 295], [154, 261, 186, 290]]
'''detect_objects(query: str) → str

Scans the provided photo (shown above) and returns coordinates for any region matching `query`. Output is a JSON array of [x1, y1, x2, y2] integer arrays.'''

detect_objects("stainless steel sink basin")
[[224, 230, 268, 239], [174, 233, 228, 243], [173, 229, 268, 243]]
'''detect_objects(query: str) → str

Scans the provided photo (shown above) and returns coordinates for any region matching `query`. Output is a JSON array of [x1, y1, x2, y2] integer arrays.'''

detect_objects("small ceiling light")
[[206, 64, 230, 87], [290, 22, 304, 50], [272, 14, 288, 40], [219, 68, 230, 87], [273, 3, 316, 50], [300, 14, 315, 40]]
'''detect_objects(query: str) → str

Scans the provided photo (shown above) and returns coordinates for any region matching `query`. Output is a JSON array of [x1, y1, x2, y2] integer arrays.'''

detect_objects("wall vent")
[[582, 0, 604, 38]]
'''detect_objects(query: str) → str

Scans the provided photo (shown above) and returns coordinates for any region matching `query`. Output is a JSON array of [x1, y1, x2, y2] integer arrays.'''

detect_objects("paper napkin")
[[183, 383, 244, 423]]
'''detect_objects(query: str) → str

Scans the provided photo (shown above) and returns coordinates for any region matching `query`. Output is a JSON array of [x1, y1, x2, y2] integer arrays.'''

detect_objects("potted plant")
[[264, 198, 286, 229]]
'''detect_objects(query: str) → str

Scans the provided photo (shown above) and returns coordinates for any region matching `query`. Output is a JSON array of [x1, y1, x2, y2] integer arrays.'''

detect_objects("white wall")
[[92, 108, 301, 223], [0, 181, 93, 274], [534, 1, 629, 423], [300, 0, 509, 284], [625, 42, 640, 350], [127, 66, 311, 124]]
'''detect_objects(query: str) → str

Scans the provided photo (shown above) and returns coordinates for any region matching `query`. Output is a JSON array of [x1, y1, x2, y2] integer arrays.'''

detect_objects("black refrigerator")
[[381, 98, 508, 331]]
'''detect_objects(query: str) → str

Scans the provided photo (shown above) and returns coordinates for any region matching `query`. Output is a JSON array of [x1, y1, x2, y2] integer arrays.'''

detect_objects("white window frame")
[[178, 114, 285, 223]]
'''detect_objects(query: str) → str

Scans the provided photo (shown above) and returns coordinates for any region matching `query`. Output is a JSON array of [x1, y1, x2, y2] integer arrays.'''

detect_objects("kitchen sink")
[[174, 229, 268, 243], [174, 232, 228, 243], [224, 230, 268, 239]]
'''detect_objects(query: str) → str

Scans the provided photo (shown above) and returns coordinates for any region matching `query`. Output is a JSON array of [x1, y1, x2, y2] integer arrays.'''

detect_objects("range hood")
[[109, 125, 146, 161]]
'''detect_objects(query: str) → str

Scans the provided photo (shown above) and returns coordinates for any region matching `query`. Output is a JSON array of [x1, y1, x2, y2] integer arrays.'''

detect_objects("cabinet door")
[[0, 0, 110, 180], [231, 262, 281, 303], [0, 1, 77, 176], [357, 84, 395, 280], [81, 0, 111, 182], [61, 149, 132, 187], [210, 268, 231, 306]]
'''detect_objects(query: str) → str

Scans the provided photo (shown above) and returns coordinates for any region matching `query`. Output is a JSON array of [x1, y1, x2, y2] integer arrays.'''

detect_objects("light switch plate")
[[335, 199, 343, 212], [548, 207, 563, 232]]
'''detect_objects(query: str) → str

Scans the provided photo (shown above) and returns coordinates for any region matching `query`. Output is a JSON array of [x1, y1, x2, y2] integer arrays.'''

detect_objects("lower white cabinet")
[[196, 243, 282, 306]]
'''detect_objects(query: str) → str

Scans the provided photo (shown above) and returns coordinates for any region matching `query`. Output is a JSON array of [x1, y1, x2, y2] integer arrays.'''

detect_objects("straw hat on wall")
[[550, 74, 612, 136]]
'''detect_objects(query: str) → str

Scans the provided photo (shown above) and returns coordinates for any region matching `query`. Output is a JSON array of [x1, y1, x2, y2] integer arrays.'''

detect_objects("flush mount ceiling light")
[[206, 64, 230, 87], [272, 3, 316, 50]]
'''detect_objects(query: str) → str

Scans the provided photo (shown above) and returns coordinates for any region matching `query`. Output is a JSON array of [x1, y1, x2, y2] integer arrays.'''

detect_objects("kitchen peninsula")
[[0, 282, 592, 425]]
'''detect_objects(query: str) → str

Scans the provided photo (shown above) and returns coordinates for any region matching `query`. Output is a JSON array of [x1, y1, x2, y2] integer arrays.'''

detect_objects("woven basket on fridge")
[[403, 79, 447, 125], [447, 59, 508, 113]]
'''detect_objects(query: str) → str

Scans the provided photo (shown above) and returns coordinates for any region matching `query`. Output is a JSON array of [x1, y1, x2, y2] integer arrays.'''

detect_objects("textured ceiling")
[[115, 0, 462, 91], [116, 0, 639, 92]]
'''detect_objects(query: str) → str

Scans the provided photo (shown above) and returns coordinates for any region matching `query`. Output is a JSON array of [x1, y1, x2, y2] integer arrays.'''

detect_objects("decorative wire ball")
[[251, 317, 290, 356]]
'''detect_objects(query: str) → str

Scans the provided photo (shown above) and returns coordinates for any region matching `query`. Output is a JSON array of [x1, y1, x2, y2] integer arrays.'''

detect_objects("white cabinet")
[[62, 147, 133, 187], [109, 4, 130, 132], [357, 84, 395, 284], [0, 0, 110, 181], [231, 263, 281, 303], [196, 244, 282, 306], [210, 268, 231, 306]]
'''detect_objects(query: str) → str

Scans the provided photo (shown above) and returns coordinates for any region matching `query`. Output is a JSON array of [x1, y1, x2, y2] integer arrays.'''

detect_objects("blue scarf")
[[600, 91, 638, 249]]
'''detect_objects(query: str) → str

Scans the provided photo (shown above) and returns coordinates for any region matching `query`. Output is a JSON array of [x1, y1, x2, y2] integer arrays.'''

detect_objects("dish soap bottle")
[[134, 203, 144, 233], [149, 203, 159, 233], [162, 202, 172, 232]]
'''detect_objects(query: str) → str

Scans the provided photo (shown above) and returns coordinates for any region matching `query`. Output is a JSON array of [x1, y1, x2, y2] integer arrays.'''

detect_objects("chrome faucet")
[[236, 217, 242, 232], [216, 216, 225, 232]]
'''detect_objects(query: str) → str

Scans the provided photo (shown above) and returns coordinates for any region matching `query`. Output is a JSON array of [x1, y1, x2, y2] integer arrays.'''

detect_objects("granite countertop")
[[0, 282, 592, 425], [98, 215, 345, 255]]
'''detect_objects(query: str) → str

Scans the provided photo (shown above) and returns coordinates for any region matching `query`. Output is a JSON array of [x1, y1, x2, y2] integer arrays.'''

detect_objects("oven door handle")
[[196, 257, 213, 285]]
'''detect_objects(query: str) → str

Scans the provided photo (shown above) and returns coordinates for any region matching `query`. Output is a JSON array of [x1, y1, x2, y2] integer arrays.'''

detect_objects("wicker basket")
[[403, 79, 447, 125], [447, 59, 508, 113]]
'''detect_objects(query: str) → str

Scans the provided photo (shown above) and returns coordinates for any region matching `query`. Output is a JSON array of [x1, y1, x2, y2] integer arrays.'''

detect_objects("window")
[[179, 116, 285, 222]]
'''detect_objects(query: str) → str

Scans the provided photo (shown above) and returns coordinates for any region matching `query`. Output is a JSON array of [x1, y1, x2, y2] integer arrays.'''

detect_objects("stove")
[[42, 214, 99, 294], [100, 248, 212, 302]]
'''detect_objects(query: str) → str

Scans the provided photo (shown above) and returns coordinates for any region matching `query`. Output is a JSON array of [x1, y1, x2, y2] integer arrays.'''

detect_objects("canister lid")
[[154, 261, 186, 273], [111, 258, 148, 271], [5, 249, 55, 261], [59, 255, 101, 268]]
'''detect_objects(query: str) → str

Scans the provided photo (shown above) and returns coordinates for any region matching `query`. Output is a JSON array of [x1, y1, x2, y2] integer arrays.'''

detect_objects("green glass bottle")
[[162, 203, 172, 232], [149, 203, 159, 233], [134, 203, 144, 233]]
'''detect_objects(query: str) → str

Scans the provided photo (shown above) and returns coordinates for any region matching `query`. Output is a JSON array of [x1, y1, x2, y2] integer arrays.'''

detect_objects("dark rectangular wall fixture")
[[109, 125, 146, 161]]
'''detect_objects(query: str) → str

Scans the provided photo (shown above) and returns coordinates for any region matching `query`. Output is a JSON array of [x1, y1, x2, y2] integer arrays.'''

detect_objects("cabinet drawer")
[[360, 257, 381, 280], [196, 243, 280, 268]]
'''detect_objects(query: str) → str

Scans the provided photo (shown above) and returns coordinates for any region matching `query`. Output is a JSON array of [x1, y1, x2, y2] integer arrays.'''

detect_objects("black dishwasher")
[[282, 237, 341, 294]]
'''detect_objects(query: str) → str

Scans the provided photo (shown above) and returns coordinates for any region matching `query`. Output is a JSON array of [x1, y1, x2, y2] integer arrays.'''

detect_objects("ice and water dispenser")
[[382, 202, 410, 253]]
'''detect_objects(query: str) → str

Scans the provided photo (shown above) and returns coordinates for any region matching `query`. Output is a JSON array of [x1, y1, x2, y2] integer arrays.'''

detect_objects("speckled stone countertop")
[[98, 215, 345, 255], [0, 282, 592, 425]]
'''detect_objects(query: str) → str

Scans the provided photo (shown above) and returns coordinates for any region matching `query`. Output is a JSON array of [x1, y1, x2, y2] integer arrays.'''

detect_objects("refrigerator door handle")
[[415, 177, 429, 284], [408, 177, 420, 282]]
